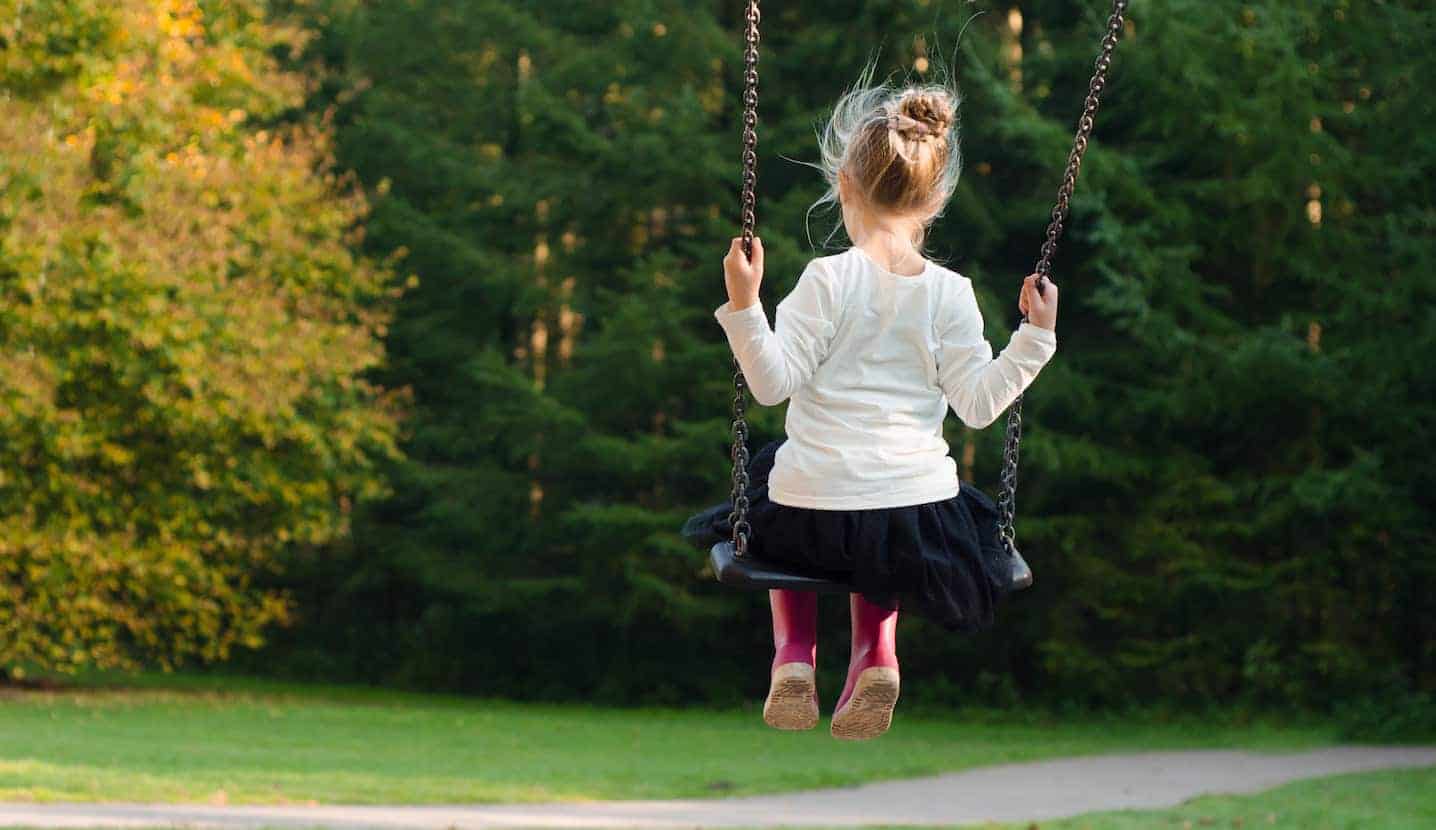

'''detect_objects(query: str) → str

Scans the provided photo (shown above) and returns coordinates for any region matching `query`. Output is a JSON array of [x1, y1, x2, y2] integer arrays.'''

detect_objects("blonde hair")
[[809, 64, 961, 245]]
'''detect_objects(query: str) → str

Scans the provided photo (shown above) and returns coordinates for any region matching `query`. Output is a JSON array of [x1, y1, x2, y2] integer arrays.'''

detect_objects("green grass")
[[0, 673, 1338, 805], [0, 770, 1431, 829], [991, 766, 1436, 829]]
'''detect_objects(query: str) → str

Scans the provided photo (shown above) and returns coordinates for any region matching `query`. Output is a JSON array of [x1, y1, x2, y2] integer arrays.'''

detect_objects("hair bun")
[[892, 91, 955, 141], [819, 75, 960, 222]]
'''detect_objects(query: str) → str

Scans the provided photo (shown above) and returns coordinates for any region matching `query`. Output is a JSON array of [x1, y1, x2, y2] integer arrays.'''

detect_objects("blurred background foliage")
[[1, 0, 1432, 715], [0, 0, 400, 673]]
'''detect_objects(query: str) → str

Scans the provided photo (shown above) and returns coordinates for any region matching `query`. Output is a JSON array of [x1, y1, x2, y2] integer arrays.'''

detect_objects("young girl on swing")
[[710, 77, 1058, 740]]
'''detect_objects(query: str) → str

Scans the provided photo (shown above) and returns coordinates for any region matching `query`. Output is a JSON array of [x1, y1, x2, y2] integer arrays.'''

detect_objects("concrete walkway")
[[1, 747, 1433, 829]]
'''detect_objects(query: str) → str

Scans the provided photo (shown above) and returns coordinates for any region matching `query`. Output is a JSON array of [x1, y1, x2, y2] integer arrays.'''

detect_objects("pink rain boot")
[[830, 593, 900, 740], [764, 589, 819, 730]]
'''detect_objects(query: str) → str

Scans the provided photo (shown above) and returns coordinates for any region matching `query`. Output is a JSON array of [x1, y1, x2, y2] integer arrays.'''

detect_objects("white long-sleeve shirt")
[[713, 246, 1057, 510]]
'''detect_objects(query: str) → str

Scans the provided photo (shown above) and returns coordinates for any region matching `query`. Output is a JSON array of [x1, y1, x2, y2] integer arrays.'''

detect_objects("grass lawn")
[[0, 769, 1431, 829], [0, 674, 1340, 805], [988, 766, 1436, 829]]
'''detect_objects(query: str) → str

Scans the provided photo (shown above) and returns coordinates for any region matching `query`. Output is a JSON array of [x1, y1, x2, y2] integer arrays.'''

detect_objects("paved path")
[[2, 747, 1433, 828]]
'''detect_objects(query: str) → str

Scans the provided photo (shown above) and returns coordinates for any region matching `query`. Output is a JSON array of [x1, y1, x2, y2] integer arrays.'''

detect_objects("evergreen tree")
[[268, 0, 1435, 709], [1005, 0, 1436, 706], [265, 0, 760, 698]]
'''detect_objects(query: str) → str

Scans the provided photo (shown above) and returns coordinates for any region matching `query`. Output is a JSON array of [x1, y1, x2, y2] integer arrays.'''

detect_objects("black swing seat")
[[713, 539, 1032, 593], [684, 499, 1033, 593], [683, 502, 853, 592], [708, 540, 854, 593]]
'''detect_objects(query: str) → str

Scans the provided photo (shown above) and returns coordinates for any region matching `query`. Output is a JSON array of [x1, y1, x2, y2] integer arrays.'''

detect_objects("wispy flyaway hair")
[[807, 60, 962, 247]]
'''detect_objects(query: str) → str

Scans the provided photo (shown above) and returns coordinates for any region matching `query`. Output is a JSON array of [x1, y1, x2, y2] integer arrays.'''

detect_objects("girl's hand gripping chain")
[[724, 236, 765, 311], [1018, 273, 1059, 331]]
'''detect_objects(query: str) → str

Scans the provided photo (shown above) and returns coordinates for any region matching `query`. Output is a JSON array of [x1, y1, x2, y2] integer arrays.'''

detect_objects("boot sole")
[[830, 667, 900, 740], [763, 662, 819, 730]]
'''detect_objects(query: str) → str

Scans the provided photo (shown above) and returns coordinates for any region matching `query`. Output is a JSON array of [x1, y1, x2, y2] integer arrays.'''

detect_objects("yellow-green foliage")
[[0, 0, 401, 674]]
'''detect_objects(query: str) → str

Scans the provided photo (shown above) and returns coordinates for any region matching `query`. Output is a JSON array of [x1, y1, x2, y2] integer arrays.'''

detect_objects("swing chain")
[[1033, 0, 1128, 285], [997, 0, 1128, 556], [728, 0, 761, 558]]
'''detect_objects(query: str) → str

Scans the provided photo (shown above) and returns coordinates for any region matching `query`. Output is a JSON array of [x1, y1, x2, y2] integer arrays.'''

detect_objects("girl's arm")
[[714, 243, 837, 407], [936, 277, 1057, 429]]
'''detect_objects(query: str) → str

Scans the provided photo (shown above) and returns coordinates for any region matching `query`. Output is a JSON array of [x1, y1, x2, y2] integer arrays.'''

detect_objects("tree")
[[268, 0, 1436, 709], [0, 0, 400, 675], [254, 0, 759, 699], [999, 0, 1435, 706]]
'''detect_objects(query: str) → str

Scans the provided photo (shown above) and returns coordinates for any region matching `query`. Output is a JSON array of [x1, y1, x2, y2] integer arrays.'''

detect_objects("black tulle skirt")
[[686, 438, 1014, 633]]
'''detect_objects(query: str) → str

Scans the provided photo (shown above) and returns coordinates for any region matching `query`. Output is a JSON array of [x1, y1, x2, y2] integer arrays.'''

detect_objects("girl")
[[709, 79, 1058, 740]]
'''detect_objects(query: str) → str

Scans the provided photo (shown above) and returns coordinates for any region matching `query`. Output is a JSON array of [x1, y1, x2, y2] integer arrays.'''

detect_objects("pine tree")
[[271, 0, 1436, 708], [931, 0, 1436, 705], [269, 0, 767, 698]]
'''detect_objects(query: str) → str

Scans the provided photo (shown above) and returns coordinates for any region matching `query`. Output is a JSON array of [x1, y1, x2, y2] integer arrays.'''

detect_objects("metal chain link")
[[728, 0, 761, 558], [996, 0, 1128, 556]]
